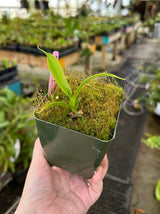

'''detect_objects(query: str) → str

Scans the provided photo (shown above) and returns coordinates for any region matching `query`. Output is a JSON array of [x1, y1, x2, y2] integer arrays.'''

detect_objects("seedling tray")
[[38, 46, 79, 57], [0, 66, 17, 84], [0, 44, 79, 58], [1, 44, 19, 51]]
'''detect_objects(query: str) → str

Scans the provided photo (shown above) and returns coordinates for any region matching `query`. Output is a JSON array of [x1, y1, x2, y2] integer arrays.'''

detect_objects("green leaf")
[[75, 97, 81, 109], [17, 121, 28, 129], [4, 160, 9, 172], [0, 111, 6, 122], [0, 121, 10, 128], [27, 119, 35, 126], [6, 89, 18, 104], [0, 97, 12, 108], [142, 134, 160, 150], [9, 162, 15, 173], [37, 47, 72, 99], [4, 59, 8, 69], [155, 179, 160, 202], [71, 72, 125, 108], [37, 101, 72, 114]]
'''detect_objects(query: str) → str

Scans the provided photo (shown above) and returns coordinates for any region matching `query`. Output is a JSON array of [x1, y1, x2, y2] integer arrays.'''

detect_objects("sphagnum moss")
[[35, 71, 124, 141]]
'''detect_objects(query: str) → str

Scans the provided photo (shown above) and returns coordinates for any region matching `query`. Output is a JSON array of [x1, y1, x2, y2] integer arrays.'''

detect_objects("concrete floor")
[[18, 37, 160, 213], [130, 114, 160, 214], [124, 37, 160, 213]]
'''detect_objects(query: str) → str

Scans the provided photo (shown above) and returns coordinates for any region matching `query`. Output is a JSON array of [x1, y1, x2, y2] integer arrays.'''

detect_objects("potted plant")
[[34, 48, 125, 179], [34, 0, 41, 9], [142, 133, 160, 202], [0, 59, 17, 84], [138, 63, 160, 116], [0, 88, 36, 190], [41, 0, 49, 10], [20, 0, 29, 10]]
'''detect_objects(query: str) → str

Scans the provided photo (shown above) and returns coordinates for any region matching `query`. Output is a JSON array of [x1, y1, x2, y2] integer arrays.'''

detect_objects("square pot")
[[35, 109, 120, 179]]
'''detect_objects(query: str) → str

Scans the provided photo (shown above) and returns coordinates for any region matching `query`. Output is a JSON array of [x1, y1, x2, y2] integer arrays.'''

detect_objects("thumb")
[[31, 138, 48, 167]]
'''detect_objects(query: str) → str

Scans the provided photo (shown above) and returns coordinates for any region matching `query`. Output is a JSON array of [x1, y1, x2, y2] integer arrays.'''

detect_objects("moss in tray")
[[35, 69, 124, 141]]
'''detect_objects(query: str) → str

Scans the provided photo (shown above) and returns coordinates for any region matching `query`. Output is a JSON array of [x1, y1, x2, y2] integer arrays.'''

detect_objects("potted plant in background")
[[34, 48, 125, 179], [41, 0, 49, 10], [0, 88, 36, 190], [142, 133, 160, 202], [20, 0, 30, 10], [34, 0, 41, 9], [0, 59, 17, 84], [138, 62, 160, 116]]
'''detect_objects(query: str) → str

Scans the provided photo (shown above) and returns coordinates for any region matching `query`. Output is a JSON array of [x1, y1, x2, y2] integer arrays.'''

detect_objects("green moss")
[[35, 71, 124, 141]]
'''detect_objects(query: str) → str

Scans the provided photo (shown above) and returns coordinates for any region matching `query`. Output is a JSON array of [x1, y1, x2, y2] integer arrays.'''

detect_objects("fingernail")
[[85, 180, 91, 187]]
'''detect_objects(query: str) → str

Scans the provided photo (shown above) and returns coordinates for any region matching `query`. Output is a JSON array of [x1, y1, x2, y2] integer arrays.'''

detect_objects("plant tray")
[[95, 29, 117, 36], [1, 44, 19, 51], [0, 66, 17, 84], [18, 45, 79, 57]]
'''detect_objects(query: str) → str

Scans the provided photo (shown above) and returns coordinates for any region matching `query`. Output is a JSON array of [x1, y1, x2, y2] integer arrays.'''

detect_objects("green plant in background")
[[0, 88, 36, 174], [142, 133, 160, 202], [0, 59, 17, 71], [138, 62, 160, 111], [77, 1, 93, 17], [142, 133, 160, 150], [0, 12, 140, 51], [155, 180, 160, 202], [12, 60, 17, 67], [1, 12, 9, 25], [4, 59, 8, 69], [37, 47, 125, 114]]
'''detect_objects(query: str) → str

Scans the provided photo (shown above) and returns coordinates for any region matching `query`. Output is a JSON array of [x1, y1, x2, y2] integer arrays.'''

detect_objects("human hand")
[[15, 138, 108, 214]]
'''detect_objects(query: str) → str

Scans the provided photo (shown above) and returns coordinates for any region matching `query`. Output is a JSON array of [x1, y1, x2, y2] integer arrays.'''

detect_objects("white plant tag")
[[10, 138, 21, 163]]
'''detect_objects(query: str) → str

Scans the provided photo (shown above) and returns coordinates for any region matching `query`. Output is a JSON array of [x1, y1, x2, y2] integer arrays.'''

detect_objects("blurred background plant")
[[138, 62, 160, 114], [142, 133, 160, 202], [143, 133, 160, 150], [0, 88, 36, 175]]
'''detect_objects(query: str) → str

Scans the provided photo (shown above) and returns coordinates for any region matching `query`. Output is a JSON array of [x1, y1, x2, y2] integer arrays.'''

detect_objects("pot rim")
[[34, 107, 121, 143]]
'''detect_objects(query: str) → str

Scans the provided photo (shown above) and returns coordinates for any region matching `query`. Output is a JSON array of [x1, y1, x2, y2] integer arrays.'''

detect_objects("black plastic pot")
[[41, 1, 49, 10], [58, 46, 79, 58], [2, 44, 19, 51], [38, 46, 79, 57], [0, 66, 17, 84], [95, 29, 116, 37], [18, 45, 38, 55], [34, 0, 41, 9], [20, 0, 29, 9], [35, 110, 120, 179]]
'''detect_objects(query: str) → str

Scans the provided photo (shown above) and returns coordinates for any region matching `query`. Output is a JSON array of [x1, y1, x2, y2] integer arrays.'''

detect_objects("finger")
[[99, 154, 108, 180], [89, 154, 108, 185], [31, 138, 48, 166]]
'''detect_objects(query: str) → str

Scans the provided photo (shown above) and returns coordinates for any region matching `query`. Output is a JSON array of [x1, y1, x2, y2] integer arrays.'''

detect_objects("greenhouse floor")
[[130, 113, 160, 214], [121, 37, 160, 213]]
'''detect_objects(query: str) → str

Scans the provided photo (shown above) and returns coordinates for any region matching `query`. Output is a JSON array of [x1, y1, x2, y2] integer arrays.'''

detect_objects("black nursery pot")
[[41, 1, 49, 10], [34, 0, 41, 9], [20, 0, 29, 9], [35, 111, 120, 179]]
